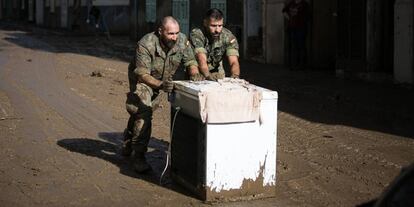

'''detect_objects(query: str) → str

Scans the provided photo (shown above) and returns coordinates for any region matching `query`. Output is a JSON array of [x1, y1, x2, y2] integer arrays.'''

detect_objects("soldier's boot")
[[121, 129, 133, 157], [133, 152, 151, 173]]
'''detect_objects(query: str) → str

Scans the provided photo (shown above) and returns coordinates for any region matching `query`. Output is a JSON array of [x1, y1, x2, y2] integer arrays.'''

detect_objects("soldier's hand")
[[230, 74, 240, 79], [160, 79, 174, 93], [190, 73, 205, 81], [206, 72, 224, 81], [205, 75, 216, 81]]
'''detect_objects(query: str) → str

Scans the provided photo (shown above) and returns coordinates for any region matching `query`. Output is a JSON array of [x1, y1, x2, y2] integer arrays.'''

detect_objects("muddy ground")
[[0, 22, 413, 207]]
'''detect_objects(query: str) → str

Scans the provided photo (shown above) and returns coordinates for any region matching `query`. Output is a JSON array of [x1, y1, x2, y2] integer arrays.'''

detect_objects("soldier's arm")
[[187, 65, 200, 77], [226, 34, 241, 78], [190, 29, 210, 78], [182, 38, 201, 77], [134, 43, 163, 89], [228, 55, 240, 78], [139, 74, 162, 89], [195, 53, 210, 77]]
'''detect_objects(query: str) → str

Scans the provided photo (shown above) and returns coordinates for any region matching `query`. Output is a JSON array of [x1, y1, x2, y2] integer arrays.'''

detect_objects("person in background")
[[86, 0, 110, 39], [283, 0, 310, 70]]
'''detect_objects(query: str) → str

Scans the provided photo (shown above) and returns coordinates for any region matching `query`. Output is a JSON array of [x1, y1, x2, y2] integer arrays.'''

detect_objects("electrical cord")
[[159, 106, 181, 185]]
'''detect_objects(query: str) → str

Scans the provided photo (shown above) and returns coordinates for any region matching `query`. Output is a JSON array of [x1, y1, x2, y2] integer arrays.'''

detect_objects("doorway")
[[310, 0, 338, 70]]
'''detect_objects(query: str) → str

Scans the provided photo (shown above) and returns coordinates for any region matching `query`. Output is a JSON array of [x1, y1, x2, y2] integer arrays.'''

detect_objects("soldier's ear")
[[158, 27, 162, 35]]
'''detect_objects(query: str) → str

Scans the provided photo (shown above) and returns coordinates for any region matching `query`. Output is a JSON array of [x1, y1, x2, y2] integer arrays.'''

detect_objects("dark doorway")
[[310, 0, 338, 70]]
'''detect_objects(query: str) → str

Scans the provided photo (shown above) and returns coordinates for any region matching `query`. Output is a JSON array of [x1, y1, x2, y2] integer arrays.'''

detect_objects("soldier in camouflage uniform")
[[189, 8, 240, 81], [123, 16, 200, 173]]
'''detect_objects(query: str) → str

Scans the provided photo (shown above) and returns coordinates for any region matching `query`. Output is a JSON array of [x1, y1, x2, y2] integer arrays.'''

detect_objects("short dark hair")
[[204, 8, 224, 20]]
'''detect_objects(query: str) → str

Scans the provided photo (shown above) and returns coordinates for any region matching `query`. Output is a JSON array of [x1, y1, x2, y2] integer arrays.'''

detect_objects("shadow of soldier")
[[56, 133, 192, 197], [98, 131, 171, 184]]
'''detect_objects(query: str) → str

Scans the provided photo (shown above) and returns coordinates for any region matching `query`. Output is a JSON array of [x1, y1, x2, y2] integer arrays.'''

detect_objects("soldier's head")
[[203, 8, 224, 39], [158, 16, 180, 49]]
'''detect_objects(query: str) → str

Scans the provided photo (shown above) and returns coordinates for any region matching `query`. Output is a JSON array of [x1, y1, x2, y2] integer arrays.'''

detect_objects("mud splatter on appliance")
[[169, 80, 278, 201]]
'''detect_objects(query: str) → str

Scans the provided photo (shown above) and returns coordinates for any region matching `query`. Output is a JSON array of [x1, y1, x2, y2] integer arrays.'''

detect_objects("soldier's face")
[[205, 18, 223, 39], [159, 23, 180, 49]]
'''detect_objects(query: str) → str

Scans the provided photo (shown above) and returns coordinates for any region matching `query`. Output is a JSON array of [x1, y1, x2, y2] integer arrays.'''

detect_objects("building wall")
[[0, 0, 3, 19], [1, 0, 17, 19], [336, 0, 367, 74], [156, 0, 172, 22], [263, 0, 285, 64], [20, 0, 29, 20], [1, 0, 4, 19], [190, 0, 210, 30], [244, 0, 263, 59], [38, 0, 129, 34], [366, 0, 382, 72], [226, 0, 243, 50], [172, 0, 190, 35], [42, 0, 62, 28], [28, 0, 34, 21], [131, 0, 159, 41], [311, 0, 337, 69], [36, 0, 44, 25], [130, 0, 242, 41], [90, 6, 129, 34], [60, 0, 68, 28], [129, 0, 138, 40], [394, 0, 413, 83]]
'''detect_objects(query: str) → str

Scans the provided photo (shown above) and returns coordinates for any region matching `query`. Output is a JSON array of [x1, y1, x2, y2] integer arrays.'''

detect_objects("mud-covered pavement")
[[0, 22, 413, 206]]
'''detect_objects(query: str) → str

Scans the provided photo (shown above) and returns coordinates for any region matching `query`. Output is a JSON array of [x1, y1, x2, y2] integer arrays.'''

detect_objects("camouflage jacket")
[[128, 32, 198, 92], [189, 27, 239, 73]]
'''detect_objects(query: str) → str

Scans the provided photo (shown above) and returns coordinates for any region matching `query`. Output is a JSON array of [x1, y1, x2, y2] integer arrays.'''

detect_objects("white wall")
[[394, 0, 413, 84]]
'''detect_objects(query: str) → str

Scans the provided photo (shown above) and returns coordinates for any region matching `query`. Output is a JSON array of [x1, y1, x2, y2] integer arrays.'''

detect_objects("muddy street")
[[0, 23, 413, 206]]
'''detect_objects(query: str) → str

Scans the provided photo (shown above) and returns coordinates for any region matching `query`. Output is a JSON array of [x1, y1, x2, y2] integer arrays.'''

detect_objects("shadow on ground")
[[241, 60, 414, 139], [56, 132, 195, 199]]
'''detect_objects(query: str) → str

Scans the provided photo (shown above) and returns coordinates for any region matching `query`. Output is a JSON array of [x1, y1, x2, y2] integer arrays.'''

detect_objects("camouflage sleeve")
[[182, 40, 198, 68], [190, 29, 207, 54], [134, 43, 152, 77], [226, 33, 239, 57]]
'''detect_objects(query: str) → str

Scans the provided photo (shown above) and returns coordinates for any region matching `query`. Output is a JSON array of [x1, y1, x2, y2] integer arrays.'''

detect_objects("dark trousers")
[[289, 28, 307, 69]]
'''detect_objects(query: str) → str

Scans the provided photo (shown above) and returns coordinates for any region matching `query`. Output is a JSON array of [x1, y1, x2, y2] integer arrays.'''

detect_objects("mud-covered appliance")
[[169, 80, 278, 201]]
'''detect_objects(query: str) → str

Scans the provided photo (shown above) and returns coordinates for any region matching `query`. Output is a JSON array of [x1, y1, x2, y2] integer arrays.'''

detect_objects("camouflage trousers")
[[125, 83, 160, 154]]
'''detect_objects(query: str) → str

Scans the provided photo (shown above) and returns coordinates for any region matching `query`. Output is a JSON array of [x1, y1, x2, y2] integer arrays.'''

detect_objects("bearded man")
[[122, 16, 200, 173]]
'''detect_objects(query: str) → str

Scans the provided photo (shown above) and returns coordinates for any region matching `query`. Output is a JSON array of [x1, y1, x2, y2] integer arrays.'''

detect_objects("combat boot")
[[121, 129, 133, 157], [133, 152, 151, 173]]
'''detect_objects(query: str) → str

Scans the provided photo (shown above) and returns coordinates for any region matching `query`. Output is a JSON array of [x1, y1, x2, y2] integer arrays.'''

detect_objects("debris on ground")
[[90, 70, 103, 77]]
